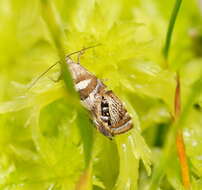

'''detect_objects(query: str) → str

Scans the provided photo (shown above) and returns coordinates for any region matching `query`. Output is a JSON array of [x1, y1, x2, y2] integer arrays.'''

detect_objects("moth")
[[65, 48, 133, 138], [30, 45, 133, 138]]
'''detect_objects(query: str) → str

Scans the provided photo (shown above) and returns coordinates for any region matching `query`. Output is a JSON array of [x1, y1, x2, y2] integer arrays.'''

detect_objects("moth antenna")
[[27, 61, 60, 91], [27, 43, 101, 91], [65, 43, 102, 58]]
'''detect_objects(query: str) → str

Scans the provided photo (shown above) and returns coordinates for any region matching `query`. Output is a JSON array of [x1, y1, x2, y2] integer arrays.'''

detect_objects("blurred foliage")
[[0, 0, 202, 189]]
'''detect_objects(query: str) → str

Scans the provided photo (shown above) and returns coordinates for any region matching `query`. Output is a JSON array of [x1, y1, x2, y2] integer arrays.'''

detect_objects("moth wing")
[[104, 91, 127, 126]]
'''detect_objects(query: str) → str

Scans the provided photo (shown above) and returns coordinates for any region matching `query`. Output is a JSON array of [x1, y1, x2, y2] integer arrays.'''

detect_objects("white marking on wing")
[[113, 119, 132, 132], [83, 79, 102, 110], [100, 116, 110, 122], [75, 79, 92, 91]]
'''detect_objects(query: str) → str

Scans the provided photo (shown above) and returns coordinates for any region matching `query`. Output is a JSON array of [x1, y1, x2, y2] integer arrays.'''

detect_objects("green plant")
[[0, 0, 201, 189]]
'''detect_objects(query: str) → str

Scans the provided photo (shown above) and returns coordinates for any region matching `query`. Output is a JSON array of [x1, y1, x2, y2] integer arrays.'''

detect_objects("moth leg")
[[77, 50, 85, 64], [101, 78, 109, 83], [66, 56, 74, 64]]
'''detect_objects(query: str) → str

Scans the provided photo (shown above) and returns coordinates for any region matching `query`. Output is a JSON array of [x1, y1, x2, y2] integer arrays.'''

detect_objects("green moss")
[[0, 0, 202, 189]]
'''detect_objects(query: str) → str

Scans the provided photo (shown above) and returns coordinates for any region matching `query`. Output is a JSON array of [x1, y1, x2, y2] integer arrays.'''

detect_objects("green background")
[[0, 0, 202, 189]]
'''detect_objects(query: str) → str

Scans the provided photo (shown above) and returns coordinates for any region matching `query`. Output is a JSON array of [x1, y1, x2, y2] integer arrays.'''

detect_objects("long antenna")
[[66, 43, 101, 57], [27, 61, 60, 90], [27, 43, 101, 90]]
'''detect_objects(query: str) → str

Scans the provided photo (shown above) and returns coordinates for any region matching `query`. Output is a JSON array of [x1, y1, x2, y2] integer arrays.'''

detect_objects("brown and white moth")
[[65, 51, 133, 138], [29, 46, 133, 138]]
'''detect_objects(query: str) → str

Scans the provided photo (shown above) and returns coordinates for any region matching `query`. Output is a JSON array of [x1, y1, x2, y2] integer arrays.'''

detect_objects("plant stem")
[[40, 0, 77, 97], [40, 0, 94, 169], [163, 0, 191, 188], [174, 73, 190, 189], [174, 73, 181, 118], [176, 131, 190, 189], [163, 0, 182, 61], [150, 0, 184, 188], [75, 164, 92, 190], [163, 0, 191, 187]]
